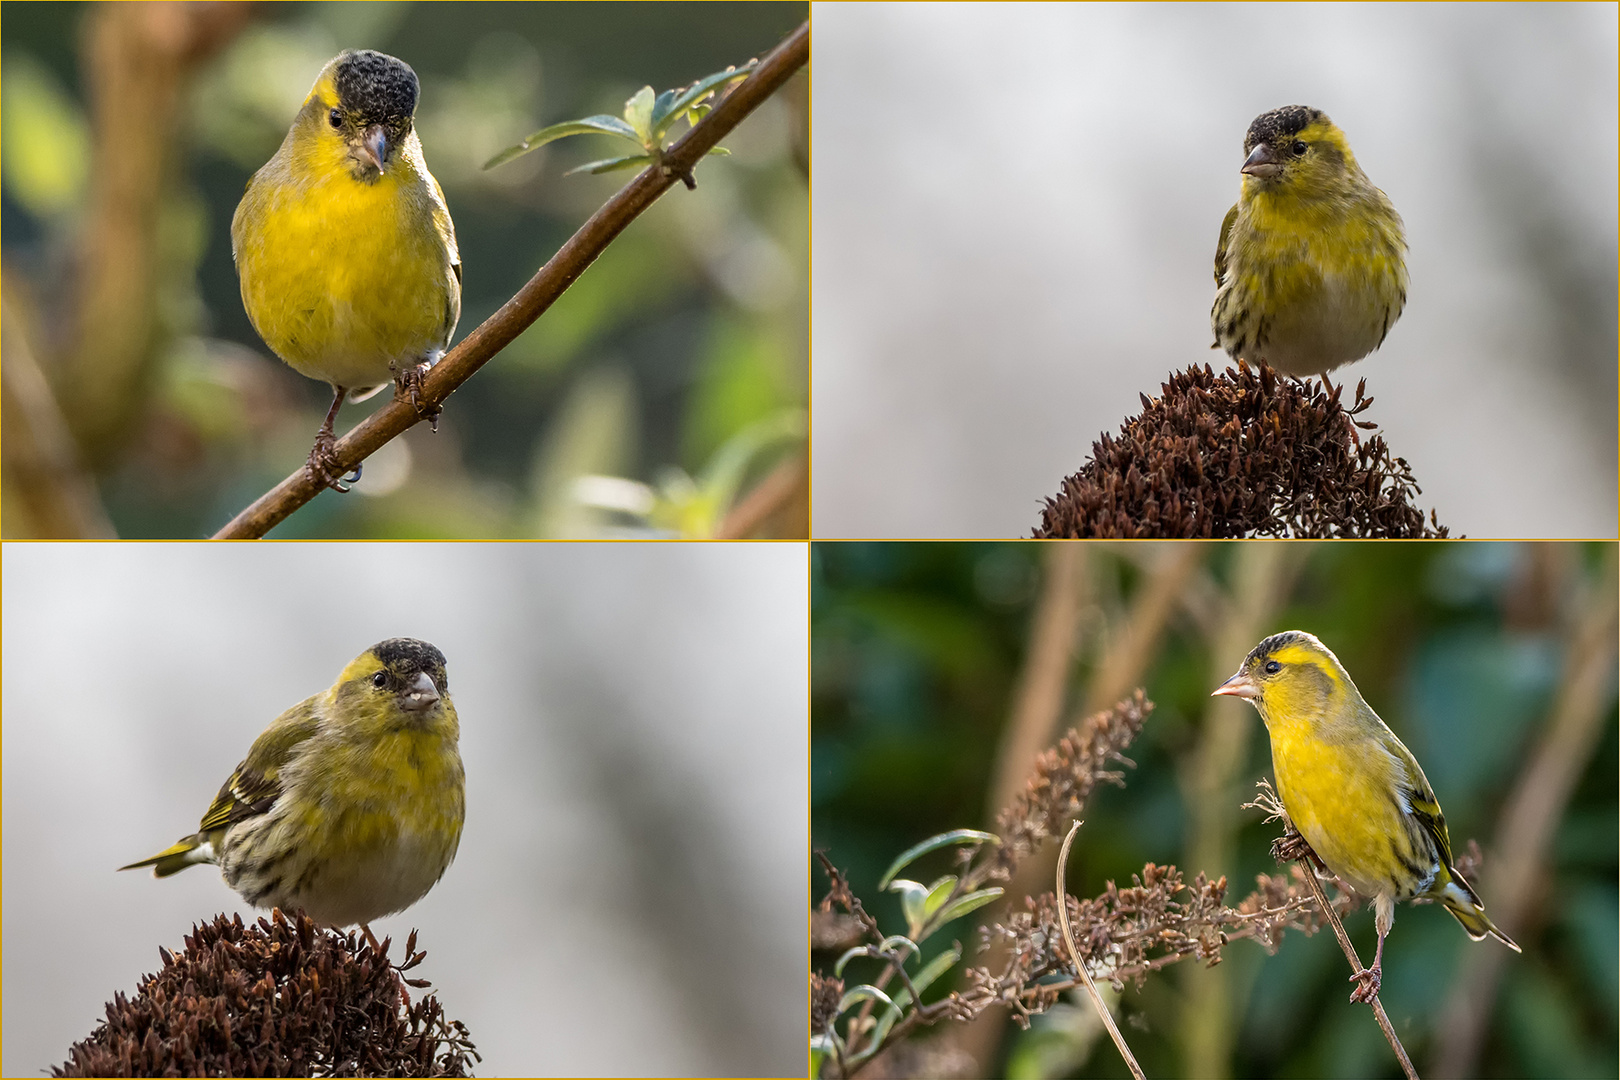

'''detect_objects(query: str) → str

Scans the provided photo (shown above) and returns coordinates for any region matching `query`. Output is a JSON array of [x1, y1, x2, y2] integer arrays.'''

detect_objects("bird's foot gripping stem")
[[392, 359, 441, 432], [308, 387, 361, 493]]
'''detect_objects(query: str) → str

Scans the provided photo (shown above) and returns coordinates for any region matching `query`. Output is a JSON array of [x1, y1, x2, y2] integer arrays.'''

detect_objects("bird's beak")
[[1212, 670, 1259, 700], [400, 670, 440, 711], [1241, 142, 1282, 179], [360, 123, 390, 174]]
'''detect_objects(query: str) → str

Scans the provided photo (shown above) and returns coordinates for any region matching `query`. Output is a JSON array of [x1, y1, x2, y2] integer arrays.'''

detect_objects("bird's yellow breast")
[[231, 129, 457, 391]]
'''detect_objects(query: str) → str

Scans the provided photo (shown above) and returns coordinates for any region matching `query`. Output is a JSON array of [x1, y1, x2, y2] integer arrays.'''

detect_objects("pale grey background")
[[811, 2, 1618, 538], [2, 542, 806, 1078]]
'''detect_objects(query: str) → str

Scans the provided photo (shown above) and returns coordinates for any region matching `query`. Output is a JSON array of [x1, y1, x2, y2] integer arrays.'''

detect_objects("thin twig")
[[714, 454, 805, 539], [213, 21, 810, 538], [1056, 820, 1145, 1080], [1293, 851, 1419, 1080]]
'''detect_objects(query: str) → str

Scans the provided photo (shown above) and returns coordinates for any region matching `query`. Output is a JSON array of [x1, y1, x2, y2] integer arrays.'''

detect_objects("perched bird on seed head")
[[1211, 105, 1407, 378], [231, 49, 461, 491], [121, 638, 465, 931], [1213, 630, 1518, 1003]]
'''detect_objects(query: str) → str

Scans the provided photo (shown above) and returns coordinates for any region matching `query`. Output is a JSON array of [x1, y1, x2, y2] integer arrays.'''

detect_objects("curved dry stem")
[[214, 21, 809, 538], [1056, 819, 1145, 1080]]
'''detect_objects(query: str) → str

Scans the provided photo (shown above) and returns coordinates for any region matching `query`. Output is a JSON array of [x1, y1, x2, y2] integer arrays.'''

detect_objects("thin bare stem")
[[1293, 856, 1418, 1080], [1056, 820, 1145, 1080], [213, 21, 809, 538]]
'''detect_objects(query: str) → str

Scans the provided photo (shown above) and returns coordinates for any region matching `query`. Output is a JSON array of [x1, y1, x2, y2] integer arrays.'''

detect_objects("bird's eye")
[[1264, 660, 1281, 674], [371, 670, 388, 688], [328, 108, 343, 129], [1290, 140, 1308, 156]]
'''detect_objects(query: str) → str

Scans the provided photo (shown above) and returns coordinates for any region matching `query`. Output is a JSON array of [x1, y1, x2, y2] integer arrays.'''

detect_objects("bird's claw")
[[307, 431, 360, 493], [392, 360, 441, 432], [1348, 964, 1381, 1004]]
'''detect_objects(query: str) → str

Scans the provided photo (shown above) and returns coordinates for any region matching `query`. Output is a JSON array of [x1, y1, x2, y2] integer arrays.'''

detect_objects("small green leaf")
[[933, 888, 1004, 926], [651, 63, 756, 139], [833, 945, 869, 978], [563, 154, 654, 177], [482, 115, 640, 169], [705, 146, 732, 157], [877, 830, 1000, 889], [889, 878, 929, 936], [623, 85, 656, 143], [835, 983, 895, 1018], [648, 88, 681, 134], [922, 876, 959, 920]]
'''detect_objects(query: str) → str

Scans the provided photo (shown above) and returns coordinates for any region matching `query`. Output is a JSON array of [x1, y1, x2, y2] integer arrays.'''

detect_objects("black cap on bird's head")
[[334, 50, 419, 127], [324, 50, 419, 179], [1239, 105, 1329, 180], [1243, 106, 1324, 155], [369, 637, 449, 710]]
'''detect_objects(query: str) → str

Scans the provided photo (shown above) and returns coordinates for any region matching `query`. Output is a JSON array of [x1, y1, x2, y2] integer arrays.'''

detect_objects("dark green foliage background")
[[812, 541, 1617, 1079]]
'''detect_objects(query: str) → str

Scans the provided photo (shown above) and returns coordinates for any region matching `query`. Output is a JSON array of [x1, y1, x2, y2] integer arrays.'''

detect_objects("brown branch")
[[214, 21, 811, 538], [1247, 784, 1417, 1080], [66, 2, 260, 466], [1293, 847, 1418, 1080], [1056, 820, 1145, 1080], [714, 453, 807, 539]]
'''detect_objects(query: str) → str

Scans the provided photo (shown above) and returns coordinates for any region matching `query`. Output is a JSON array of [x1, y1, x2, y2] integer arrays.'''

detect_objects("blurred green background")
[[2, 1, 807, 537], [812, 541, 1618, 1079]]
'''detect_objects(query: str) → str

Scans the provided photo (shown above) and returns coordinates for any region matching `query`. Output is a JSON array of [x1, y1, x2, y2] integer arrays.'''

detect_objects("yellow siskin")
[[1211, 105, 1407, 378], [1213, 630, 1518, 1002], [121, 638, 465, 930], [231, 50, 461, 491]]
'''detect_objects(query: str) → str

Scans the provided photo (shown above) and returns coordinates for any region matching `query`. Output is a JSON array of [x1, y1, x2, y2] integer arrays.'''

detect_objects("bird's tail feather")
[[1440, 877, 1521, 952], [119, 835, 214, 878]]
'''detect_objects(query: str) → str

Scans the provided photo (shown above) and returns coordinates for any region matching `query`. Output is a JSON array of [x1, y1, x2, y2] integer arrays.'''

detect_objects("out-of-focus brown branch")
[[214, 21, 811, 538], [1431, 544, 1619, 1078], [2, 271, 116, 537], [64, 2, 259, 465], [985, 545, 1089, 821], [715, 453, 807, 538], [1177, 541, 1306, 1077], [1081, 543, 1205, 715]]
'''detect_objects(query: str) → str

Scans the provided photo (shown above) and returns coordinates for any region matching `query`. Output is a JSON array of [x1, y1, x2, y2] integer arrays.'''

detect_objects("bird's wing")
[[197, 698, 321, 834], [1391, 738, 1455, 869], [1214, 203, 1238, 285]]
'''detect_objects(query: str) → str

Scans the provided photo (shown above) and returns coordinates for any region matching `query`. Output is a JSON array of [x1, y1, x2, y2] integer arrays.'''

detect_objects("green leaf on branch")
[[483, 61, 758, 172], [877, 829, 1000, 889]]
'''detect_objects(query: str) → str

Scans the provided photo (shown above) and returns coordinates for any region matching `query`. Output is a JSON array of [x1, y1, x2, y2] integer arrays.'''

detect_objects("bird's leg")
[[391, 357, 441, 432], [1348, 929, 1385, 1003], [308, 386, 361, 492], [359, 921, 383, 955]]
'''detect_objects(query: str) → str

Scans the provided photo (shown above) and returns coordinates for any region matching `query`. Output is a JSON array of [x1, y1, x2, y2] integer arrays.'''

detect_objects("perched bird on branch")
[[232, 49, 461, 491], [1214, 630, 1518, 1003], [1211, 106, 1407, 378]]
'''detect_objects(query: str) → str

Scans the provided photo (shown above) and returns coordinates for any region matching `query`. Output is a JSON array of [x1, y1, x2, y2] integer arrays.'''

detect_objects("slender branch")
[[714, 454, 806, 539], [1292, 848, 1418, 1080], [1056, 820, 1145, 1080], [214, 21, 810, 538]]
